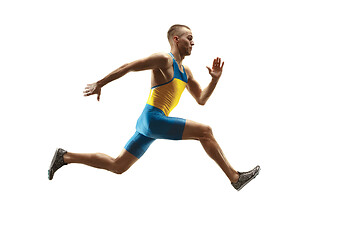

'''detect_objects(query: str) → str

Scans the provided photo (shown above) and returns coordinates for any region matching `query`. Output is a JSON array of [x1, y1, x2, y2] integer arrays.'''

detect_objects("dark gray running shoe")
[[48, 148, 68, 180], [231, 165, 260, 191]]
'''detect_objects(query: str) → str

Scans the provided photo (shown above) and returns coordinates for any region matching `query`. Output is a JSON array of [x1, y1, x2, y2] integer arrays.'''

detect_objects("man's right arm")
[[97, 52, 170, 87], [83, 52, 170, 101]]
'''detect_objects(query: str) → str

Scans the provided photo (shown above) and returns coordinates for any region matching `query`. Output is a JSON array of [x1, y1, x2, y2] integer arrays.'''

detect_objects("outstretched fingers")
[[83, 83, 101, 101], [213, 58, 217, 68], [213, 57, 224, 69], [83, 85, 92, 96]]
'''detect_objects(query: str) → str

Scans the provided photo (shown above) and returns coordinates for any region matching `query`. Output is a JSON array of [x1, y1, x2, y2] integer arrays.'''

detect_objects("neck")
[[170, 47, 185, 65]]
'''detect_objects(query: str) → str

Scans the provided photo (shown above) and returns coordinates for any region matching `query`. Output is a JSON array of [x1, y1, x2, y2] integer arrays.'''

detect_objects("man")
[[48, 24, 260, 191]]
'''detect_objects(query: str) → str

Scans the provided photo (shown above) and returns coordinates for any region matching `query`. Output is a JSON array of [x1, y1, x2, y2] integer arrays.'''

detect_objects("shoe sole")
[[48, 148, 61, 180], [236, 166, 260, 191]]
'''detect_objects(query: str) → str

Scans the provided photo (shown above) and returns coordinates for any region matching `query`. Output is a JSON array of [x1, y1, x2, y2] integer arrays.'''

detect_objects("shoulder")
[[183, 65, 194, 79], [150, 52, 172, 66]]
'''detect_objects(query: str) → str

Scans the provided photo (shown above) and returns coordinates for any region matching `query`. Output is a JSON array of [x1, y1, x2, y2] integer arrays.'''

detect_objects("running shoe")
[[231, 165, 260, 191], [48, 148, 68, 180]]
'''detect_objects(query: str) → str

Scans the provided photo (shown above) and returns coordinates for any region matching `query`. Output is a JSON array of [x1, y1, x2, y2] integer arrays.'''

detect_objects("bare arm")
[[185, 57, 224, 106], [83, 52, 170, 101], [97, 53, 170, 87]]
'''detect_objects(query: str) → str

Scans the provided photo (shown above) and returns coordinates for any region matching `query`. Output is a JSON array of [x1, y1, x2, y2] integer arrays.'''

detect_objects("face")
[[175, 28, 194, 56]]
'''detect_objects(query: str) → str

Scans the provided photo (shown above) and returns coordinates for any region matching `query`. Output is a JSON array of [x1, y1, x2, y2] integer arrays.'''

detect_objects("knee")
[[113, 168, 125, 175], [112, 166, 126, 175], [200, 125, 214, 141], [111, 162, 130, 175], [112, 161, 132, 175]]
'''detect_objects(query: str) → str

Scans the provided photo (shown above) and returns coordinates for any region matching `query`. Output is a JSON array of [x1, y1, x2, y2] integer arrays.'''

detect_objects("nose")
[[191, 41, 194, 46]]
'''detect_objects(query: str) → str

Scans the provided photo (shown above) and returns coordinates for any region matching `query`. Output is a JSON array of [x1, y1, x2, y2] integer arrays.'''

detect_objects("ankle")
[[230, 172, 240, 183], [63, 153, 71, 164]]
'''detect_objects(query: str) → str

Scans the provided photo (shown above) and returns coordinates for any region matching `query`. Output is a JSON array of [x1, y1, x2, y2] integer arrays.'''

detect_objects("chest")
[[151, 67, 186, 88]]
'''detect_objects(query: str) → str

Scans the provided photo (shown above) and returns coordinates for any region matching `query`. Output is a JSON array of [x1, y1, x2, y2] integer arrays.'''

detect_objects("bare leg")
[[63, 148, 139, 174], [182, 120, 240, 183]]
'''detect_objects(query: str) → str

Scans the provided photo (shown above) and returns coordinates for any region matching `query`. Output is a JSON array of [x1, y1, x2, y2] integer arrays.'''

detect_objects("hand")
[[206, 57, 224, 80], [83, 82, 102, 101]]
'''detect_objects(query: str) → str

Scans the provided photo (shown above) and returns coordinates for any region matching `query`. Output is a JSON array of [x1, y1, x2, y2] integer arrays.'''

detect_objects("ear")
[[173, 36, 179, 44]]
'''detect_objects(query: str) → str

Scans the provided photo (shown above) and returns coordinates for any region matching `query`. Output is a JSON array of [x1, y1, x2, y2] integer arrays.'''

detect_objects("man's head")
[[167, 24, 194, 56]]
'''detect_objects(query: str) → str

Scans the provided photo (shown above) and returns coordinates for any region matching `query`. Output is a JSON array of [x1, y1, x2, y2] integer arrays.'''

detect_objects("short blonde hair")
[[167, 24, 191, 43]]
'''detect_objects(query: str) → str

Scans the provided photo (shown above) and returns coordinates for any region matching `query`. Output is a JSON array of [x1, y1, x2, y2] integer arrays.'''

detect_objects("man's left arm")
[[185, 57, 224, 106]]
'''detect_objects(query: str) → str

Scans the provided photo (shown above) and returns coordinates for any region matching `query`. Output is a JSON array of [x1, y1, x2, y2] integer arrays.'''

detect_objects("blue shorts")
[[124, 104, 186, 158]]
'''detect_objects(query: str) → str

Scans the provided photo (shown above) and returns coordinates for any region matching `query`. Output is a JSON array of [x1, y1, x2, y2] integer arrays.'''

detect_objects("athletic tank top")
[[146, 53, 188, 116]]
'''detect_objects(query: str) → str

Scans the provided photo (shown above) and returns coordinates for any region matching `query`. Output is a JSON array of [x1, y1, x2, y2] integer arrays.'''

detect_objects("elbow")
[[122, 63, 131, 72], [197, 95, 208, 106], [122, 62, 140, 73], [197, 99, 206, 106]]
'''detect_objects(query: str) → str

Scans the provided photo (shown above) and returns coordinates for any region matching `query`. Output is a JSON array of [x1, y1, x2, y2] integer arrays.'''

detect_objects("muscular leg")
[[182, 120, 239, 183], [63, 148, 139, 174]]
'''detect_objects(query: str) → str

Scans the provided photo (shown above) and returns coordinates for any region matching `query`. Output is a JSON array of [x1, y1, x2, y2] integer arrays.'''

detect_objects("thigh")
[[136, 104, 186, 140], [181, 119, 211, 140], [114, 148, 139, 167], [149, 114, 186, 140], [124, 131, 155, 159]]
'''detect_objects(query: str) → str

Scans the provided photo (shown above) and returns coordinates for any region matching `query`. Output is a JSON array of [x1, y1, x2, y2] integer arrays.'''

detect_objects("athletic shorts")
[[124, 104, 186, 158]]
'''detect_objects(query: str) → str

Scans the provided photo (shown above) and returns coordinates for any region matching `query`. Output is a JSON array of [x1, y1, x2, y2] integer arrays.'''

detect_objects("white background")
[[1, 0, 359, 239]]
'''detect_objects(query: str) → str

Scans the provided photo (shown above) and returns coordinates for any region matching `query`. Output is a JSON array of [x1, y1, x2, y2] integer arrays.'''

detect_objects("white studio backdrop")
[[1, 0, 359, 239]]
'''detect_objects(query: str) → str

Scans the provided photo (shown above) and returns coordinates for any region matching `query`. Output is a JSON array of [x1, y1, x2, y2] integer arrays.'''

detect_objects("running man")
[[48, 24, 260, 191]]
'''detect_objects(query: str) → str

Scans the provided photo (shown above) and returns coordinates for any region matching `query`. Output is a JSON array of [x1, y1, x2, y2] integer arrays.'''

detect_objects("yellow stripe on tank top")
[[146, 78, 187, 116]]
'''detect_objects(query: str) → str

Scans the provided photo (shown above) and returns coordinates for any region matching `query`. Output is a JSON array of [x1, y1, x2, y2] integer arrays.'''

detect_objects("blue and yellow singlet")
[[124, 53, 188, 158], [146, 52, 188, 116]]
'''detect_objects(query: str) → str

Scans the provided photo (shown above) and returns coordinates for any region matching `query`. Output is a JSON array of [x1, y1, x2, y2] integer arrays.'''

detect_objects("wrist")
[[97, 79, 106, 88], [211, 77, 220, 83]]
